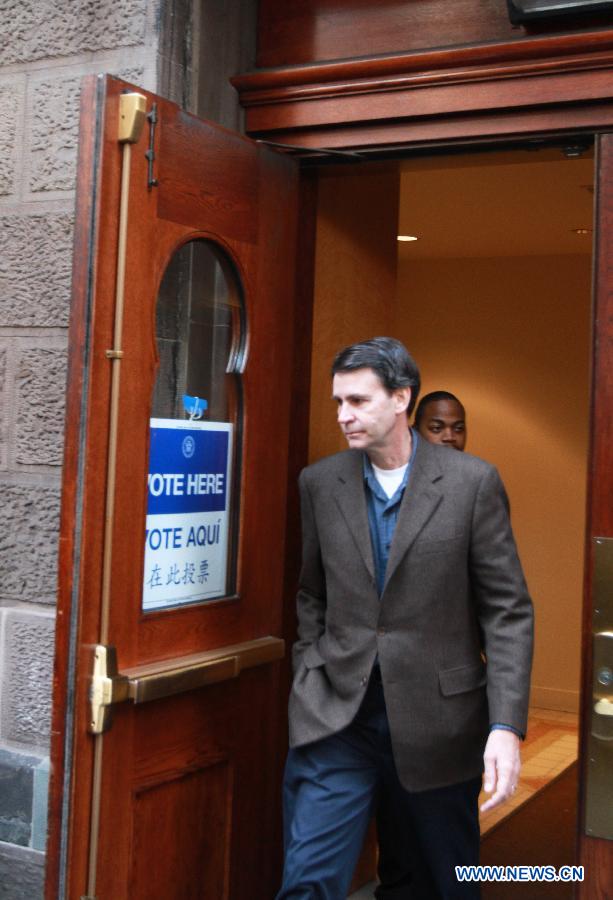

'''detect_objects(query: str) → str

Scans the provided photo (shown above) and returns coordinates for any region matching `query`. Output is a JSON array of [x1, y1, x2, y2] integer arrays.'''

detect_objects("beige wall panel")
[[394, 253, 591, 711], [309, 166, 400, 461]]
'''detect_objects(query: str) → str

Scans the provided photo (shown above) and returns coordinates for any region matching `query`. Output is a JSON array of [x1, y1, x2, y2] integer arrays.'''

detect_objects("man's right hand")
[[480, 729, 521, 812]]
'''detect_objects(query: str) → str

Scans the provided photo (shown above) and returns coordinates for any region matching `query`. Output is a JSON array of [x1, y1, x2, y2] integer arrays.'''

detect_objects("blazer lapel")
[[383, 440, 443, 591], [333, 452, 375, 581]]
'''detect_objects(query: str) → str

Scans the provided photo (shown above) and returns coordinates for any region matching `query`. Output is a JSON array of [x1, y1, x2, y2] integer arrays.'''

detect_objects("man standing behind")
[[414, 390, 467, 451], [278, 338, 533, 899]]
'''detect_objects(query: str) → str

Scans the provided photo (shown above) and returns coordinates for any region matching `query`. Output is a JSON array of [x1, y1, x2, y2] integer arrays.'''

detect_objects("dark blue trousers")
[[277, 674, 481, 900]]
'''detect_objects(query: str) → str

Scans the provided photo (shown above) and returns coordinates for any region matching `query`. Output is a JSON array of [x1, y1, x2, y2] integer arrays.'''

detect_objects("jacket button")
[[360, 675, 368, 686]]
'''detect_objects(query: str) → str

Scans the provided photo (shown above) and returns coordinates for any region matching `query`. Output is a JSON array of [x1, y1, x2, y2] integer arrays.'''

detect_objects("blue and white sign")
[[142, 418, 233, 612]]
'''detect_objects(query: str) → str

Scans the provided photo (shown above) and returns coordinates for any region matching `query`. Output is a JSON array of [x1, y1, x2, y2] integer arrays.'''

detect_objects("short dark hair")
[[414, 391, 465, 428], [331, 337, 421, 415]]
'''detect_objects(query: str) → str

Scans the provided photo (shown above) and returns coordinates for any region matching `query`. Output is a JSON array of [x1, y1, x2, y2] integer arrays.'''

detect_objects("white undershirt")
[[372, 462, 408, 499]]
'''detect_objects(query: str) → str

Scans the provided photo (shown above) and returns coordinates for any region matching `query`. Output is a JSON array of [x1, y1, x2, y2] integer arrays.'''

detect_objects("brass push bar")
[[90, 636, 285, 734]]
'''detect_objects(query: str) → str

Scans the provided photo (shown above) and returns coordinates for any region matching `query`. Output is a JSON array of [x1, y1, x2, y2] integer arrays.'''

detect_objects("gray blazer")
[[288, 438, 534, 792]]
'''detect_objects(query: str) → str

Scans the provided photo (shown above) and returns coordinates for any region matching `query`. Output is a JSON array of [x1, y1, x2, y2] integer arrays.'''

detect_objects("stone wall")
[[0, 0, 255, 893], [0, 1, 196, 896]]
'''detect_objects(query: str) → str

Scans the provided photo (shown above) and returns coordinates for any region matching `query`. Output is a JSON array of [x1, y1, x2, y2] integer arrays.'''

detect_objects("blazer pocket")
[[302, 642, 326, 670], [439, 661, 487, 696]]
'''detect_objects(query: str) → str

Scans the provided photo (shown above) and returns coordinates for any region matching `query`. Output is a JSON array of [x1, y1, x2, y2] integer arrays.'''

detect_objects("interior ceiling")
[[397, 147, 594, 259]]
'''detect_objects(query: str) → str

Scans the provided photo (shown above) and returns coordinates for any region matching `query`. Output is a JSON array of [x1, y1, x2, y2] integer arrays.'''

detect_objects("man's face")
[[417, 398, 466, 450], [332, 368, 410, 454]]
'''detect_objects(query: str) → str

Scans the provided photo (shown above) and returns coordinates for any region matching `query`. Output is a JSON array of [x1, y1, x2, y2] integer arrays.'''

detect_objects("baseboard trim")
[[530, 686, 579, 713]]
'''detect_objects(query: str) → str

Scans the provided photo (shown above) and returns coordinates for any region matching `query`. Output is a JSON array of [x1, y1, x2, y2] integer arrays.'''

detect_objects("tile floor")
[[348, 708, 579, 899]]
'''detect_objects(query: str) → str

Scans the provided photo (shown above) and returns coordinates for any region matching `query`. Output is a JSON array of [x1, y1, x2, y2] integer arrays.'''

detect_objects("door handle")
[[592, 630, 613, 726], [90, 636, 284, 734]]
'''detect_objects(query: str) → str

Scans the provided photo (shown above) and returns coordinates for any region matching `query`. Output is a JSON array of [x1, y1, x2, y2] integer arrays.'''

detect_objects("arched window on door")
[[143, 239, 245, 613]]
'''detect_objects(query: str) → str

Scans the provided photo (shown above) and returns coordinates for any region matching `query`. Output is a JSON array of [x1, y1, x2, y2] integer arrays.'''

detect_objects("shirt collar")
[[363, 429, 419, 495]]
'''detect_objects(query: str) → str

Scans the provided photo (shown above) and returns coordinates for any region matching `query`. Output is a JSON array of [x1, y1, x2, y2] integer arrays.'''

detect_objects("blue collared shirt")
[[363, 431, 419, 597]]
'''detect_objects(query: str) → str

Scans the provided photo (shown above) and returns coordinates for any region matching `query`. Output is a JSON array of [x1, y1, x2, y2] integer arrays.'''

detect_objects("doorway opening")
[[305, 143, 594, 894]]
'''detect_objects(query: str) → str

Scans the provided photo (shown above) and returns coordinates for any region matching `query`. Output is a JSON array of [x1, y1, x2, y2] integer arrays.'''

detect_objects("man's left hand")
[[480, 729, 521, 812]]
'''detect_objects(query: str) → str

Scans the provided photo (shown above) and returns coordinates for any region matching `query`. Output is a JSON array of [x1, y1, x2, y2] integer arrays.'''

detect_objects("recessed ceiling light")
[[572, 228, 592, 235], [397, 235, 419, 242]]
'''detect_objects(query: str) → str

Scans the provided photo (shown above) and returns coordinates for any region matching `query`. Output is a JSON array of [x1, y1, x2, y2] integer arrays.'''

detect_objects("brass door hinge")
[[89, 644, 130, 735]]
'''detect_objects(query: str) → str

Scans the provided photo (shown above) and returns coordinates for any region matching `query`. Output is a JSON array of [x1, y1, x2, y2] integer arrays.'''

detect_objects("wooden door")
[[46, 75, 298, 899]]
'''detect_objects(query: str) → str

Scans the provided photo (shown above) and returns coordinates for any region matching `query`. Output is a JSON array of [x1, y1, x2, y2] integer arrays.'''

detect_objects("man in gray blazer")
[[277, 338, 533, 900]]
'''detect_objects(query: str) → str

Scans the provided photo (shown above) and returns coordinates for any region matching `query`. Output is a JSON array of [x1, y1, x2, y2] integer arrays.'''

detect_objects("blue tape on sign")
[[183, 394, 208, 419]]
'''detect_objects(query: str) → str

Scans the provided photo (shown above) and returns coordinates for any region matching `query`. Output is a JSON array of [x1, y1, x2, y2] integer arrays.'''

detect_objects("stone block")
[[15, 348, 67, 467], [1, 611, 55, 747], [0, 749, 40, 847], [0, 347, 7, 468], [0, 0, 148, 67], [0, 213, 73, 327], [0, 841, 44, 900], [0, 482, 60, 605], [0, 83, 22, 198], [28, 77, 81, 195]]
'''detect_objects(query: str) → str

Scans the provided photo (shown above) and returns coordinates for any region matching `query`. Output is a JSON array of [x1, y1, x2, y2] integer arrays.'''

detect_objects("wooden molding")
[[234, 30, 613, 96], [232, 29, 613, 143]]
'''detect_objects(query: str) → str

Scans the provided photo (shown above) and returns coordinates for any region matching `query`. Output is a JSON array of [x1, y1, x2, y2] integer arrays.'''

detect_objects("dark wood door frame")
[[233, 33, 613, 897]]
